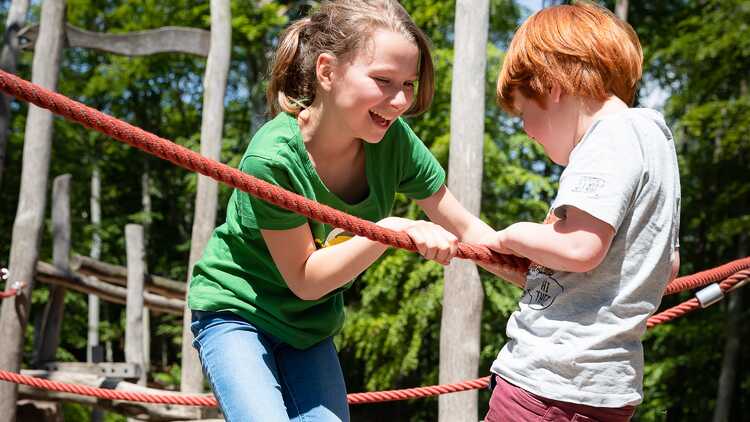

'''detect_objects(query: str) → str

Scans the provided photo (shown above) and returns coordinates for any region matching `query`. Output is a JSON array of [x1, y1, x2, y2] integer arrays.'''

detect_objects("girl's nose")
[[390, 89, 409, 110]]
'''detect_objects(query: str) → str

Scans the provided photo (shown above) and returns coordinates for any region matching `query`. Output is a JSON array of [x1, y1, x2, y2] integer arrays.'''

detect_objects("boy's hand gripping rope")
[[0, 69, 529, 274]]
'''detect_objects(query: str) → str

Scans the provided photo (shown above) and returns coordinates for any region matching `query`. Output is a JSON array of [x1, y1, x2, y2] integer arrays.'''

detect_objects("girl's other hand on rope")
[[377, 217, 459, 265]]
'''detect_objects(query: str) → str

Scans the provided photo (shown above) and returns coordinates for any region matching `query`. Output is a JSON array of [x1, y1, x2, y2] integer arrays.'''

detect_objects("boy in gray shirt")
[[481, 3, 681, 421]]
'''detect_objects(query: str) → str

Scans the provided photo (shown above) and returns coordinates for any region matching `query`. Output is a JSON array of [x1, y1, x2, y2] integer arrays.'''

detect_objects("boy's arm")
[[415, 186, 527, 286], [491, 205, 615, 273]]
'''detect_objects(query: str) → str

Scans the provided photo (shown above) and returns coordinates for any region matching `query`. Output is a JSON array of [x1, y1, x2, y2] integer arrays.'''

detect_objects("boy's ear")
[[550, 83, 563, 104], [316, 53, 336, 92]]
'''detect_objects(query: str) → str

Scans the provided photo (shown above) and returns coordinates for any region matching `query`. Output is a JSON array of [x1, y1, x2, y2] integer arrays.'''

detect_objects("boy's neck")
[[574, 95, 630, 146]]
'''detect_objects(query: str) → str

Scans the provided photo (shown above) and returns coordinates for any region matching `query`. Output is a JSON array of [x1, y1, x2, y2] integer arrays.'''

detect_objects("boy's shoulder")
[[591, 108, 671, 140]]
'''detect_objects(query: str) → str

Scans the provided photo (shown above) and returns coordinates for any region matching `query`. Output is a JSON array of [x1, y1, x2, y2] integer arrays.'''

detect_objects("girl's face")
[[323, 28, 420, 143], [512, 88, 579, 166]]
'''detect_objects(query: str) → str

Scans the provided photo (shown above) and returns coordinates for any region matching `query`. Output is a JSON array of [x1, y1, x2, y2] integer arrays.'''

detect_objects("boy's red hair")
[[497, 1, 643, 115]]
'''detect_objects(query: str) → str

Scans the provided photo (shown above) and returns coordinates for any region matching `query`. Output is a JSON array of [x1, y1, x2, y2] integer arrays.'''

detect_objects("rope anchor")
[[695, 283, 724, 308], [1, 267, 26, 298]]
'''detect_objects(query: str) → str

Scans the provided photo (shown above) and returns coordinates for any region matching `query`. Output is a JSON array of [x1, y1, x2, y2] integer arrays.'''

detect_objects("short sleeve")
[[552, 120, 644, 231], [396, 120, 446, 199], [237, 154, 308, 230]]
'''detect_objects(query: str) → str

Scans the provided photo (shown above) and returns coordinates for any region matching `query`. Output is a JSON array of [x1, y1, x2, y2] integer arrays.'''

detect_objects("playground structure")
[[0, 66, 749, 420], [0, 1, 748, 421]]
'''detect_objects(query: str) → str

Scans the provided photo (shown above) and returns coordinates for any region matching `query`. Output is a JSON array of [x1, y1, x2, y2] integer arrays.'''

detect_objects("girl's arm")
[[262, 216, 458, 301], [415, 186, 527, 286]]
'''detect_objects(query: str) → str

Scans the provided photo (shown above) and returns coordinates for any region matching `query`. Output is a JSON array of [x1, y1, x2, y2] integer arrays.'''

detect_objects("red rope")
[[0, 370, 488, 407], [647, 269, 750, 328], [0, 69, 528, 273], [0, 289, 20, 299], [663, 256, 750, 295], [0, 67, 748, 408], [1, 266, 746, 407]]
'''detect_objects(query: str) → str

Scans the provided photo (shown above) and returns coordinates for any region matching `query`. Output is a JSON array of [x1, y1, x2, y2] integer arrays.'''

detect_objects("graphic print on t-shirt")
[[521, 266, 563, 310]]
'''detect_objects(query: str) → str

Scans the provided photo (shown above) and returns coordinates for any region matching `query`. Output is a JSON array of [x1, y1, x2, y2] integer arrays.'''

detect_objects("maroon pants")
[[484, 376, 636, 422]]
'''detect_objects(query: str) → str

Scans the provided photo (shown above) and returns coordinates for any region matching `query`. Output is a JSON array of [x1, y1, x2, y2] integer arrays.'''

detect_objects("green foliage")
[[622, 1, 750, 420], [3, 1, 746, 421]]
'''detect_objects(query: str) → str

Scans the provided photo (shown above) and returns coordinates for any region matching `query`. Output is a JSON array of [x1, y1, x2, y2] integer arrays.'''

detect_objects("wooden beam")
[[35, 261, 184, 315], [72, 255, 185, 299], [18, 23, 210, 57]]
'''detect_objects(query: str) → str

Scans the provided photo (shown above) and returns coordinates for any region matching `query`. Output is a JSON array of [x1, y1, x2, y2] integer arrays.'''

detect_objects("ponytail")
[[266, 18, 315, 116]]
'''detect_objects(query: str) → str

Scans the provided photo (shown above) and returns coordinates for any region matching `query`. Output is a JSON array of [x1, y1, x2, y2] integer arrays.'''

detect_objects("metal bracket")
[[43, 362, 142, 379], [695, 283, 724, 308]]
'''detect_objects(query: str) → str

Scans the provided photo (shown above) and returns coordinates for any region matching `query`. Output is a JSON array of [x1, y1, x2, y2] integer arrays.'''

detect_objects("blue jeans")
[[191, 310, 350, 422]]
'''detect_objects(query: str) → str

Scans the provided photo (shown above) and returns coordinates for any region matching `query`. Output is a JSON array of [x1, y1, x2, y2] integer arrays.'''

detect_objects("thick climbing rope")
[[647, 268, 750, 328], [0, 70, 748, 406], [0, 69, 528, 273], [662, 256, 750, 295], [1, 265, 747, 406]]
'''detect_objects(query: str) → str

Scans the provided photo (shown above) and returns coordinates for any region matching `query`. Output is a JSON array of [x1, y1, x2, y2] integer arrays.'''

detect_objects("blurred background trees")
[[0, 0, 747, 420]]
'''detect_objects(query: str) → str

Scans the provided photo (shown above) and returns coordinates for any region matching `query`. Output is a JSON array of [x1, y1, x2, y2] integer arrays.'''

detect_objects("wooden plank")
[[35, 261, 184, 315], [72, 255, 186, 299], [18, 23, 210, 57]]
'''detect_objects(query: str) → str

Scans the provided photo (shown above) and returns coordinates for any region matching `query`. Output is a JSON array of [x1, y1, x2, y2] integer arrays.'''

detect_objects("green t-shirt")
[[188, 112, 445, 349]]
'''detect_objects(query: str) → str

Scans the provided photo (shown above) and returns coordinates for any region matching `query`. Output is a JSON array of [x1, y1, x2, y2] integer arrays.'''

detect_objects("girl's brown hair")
[[496, 1, 643, 115], [266, 0, 434, 117]]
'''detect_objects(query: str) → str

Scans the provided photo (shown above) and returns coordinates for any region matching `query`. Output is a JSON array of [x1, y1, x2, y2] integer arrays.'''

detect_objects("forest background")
[[0, 0, 748, 421]]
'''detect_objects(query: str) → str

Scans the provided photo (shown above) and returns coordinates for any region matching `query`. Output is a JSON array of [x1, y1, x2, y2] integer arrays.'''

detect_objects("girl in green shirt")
[[188, 1, 505, 420]]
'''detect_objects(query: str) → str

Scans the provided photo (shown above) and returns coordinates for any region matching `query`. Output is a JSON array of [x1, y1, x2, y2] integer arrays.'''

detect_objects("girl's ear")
[[316, 53, 336, 92]]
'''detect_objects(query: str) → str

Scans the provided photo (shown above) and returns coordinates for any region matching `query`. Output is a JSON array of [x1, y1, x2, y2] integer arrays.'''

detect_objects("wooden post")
[[33, 174, 71, 366], [439, 0, 489, 421], [0, 1, 66, 420], [181, 0, 231, 397], [0, 0, 30, 188], [88, 164, 102, 364], [89, 163, 104, 422], [124, 224, 146, 388], [615, 0, 629, 22]]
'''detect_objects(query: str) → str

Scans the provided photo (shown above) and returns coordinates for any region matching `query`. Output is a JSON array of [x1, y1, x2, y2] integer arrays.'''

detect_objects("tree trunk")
[[438, 0, 489, 421], [712, 240, 747, 422], [181, 0, 231, 397], [0, 0, 30, 189], [0, 1, 66, 420]]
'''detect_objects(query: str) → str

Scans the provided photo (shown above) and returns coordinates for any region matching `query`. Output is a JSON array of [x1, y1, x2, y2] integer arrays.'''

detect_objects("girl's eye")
[[404, 81, 416, 89], [374, 77, 389, 84]]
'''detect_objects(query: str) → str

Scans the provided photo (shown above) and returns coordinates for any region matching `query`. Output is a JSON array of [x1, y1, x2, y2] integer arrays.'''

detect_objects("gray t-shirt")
[[491, 108, 681, 407]]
